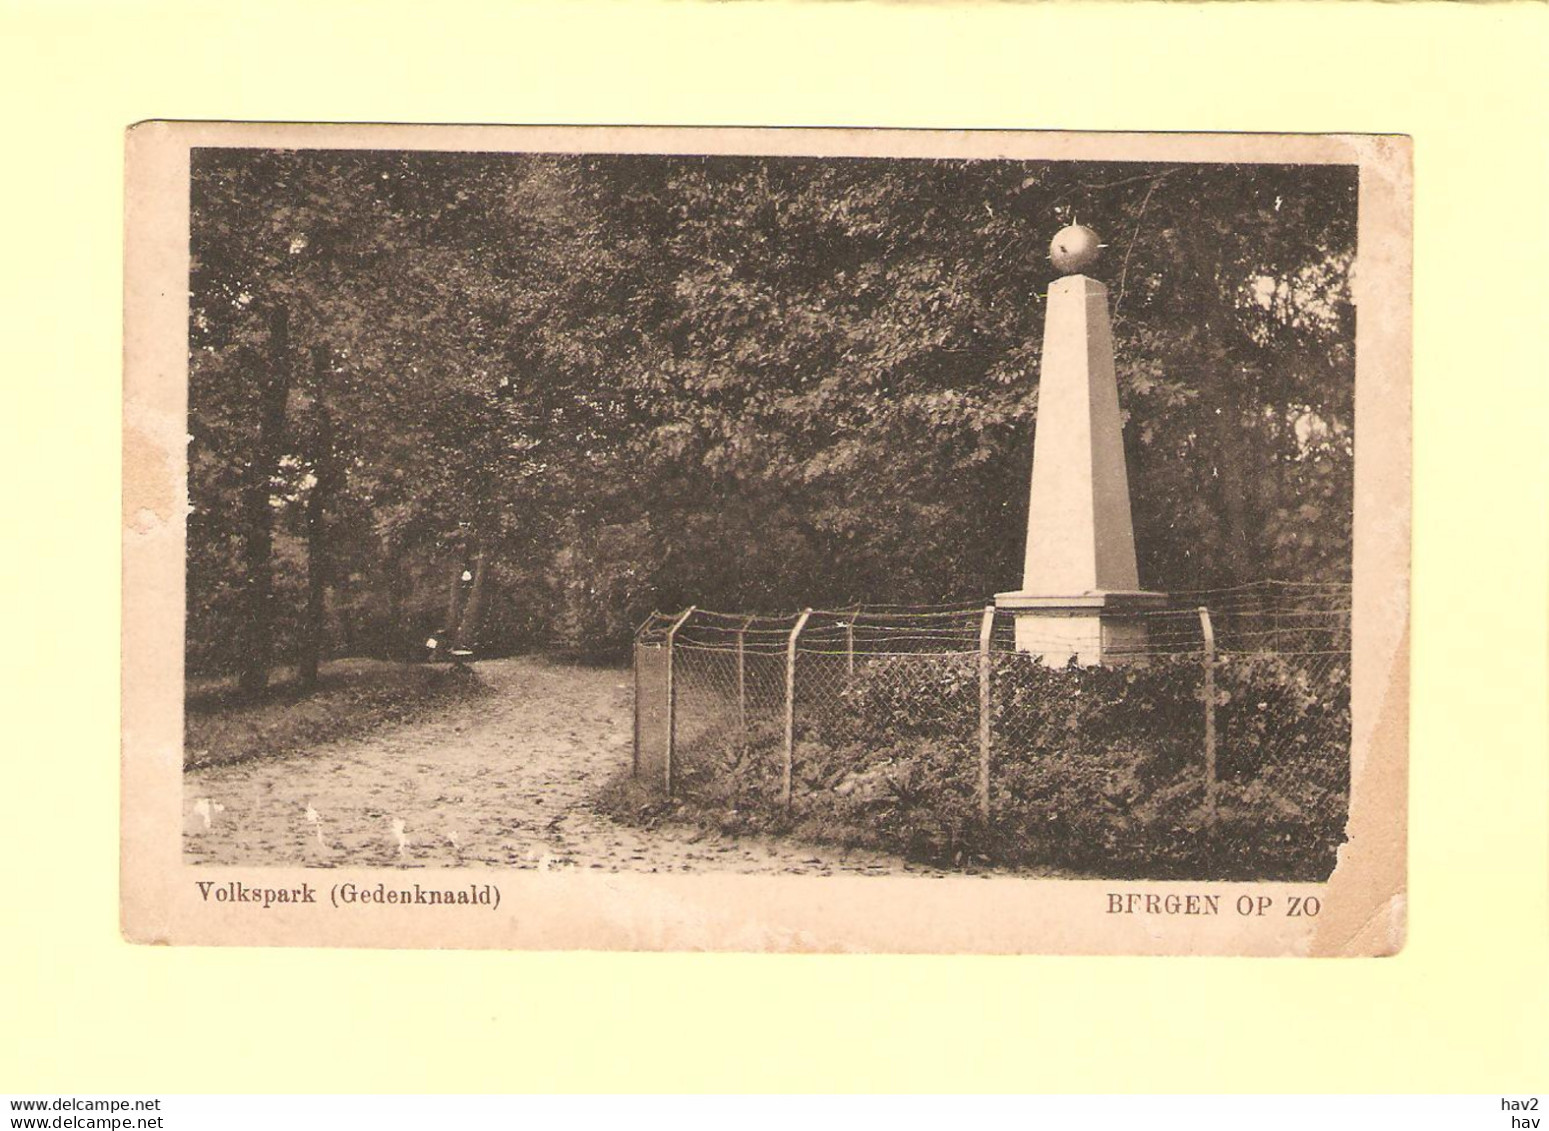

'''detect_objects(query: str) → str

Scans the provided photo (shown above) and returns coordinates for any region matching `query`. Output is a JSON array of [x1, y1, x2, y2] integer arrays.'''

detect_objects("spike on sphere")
[[1050, 225, 1102, 274]]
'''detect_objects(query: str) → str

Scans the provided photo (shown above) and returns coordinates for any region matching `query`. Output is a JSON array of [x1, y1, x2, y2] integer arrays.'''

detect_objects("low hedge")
[[656, 650, 1350, 880]]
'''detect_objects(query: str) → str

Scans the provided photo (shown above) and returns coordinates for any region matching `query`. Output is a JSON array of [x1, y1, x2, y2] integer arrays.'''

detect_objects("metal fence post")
[[1198, 605, 1218, 823], [845, 607, 858, 680], [632, 640, 642, 778], [736, 615, 753, 745], [663, 606, 696, 797], [782, 608, 813, 812], [977, 605, 995, 825]]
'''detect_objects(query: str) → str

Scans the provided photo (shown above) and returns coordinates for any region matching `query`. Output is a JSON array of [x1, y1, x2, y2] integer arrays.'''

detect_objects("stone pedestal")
[[995, 591, 1169, 666], [995, 269, 1166, 665]]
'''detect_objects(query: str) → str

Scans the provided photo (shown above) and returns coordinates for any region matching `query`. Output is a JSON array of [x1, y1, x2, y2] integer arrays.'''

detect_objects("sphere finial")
[[1050, 224, 1101, 275]]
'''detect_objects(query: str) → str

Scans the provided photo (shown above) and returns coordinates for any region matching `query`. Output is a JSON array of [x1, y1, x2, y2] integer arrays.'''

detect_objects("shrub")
[[645, 646, 1349, 880]]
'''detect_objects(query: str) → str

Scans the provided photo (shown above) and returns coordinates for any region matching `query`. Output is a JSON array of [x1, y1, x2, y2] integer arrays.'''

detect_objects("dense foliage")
[[655, 651, 1350, 880], [188, 149, 1356, 688]]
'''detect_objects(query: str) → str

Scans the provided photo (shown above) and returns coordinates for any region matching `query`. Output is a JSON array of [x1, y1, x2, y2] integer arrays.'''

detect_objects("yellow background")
[[2, 0, 1546, 1093]]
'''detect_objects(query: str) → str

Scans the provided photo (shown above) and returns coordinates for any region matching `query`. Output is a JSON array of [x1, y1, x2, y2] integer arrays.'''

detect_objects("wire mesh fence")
[[633, 582, 1352, 878]]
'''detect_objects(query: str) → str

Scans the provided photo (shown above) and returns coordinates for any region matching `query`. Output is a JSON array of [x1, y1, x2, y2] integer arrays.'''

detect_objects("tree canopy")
[[187, 147, 1356, 680]]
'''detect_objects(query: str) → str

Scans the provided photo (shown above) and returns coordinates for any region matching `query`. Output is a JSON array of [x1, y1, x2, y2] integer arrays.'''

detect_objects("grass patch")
[[591, 768, 673, 826], [593, 755, 892, 854], [185, 658, 492, 769]]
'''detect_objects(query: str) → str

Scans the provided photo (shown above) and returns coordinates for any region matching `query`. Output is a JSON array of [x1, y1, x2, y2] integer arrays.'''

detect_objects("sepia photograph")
[[122, 125, 1410, 953]]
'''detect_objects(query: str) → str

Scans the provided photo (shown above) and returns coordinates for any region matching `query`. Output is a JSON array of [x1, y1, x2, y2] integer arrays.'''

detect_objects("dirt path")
[[183, 656, 945, 875]]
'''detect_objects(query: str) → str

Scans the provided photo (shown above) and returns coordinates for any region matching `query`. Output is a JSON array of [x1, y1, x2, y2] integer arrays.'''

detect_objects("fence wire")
[[634, 583, 1352, 878]]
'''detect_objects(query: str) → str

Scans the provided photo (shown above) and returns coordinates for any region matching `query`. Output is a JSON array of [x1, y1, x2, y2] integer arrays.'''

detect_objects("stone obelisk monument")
[[995, 224, 1166, 664]]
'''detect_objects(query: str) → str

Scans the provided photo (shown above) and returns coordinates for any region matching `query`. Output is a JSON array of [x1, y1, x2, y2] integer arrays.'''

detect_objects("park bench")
[[423, 634, 476, 670]]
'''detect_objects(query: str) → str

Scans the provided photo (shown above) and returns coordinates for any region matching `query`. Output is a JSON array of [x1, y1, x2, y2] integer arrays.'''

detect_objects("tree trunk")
[[237, 307, 290, 699], [1198, 250, 1256, 586], [299, 347, 335, 691], [383, 539, 404, 660], [298, 485, 326, 690], [1209, 386, 1254, 585], [445, 562, 464, 640], [456, 548, 488, 652]]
